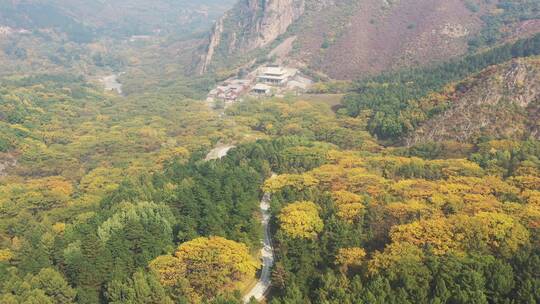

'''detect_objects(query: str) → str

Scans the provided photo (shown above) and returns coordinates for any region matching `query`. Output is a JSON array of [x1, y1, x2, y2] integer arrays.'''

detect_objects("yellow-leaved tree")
[[278, 201, 324, 239], [0, 176, 73, 215], [263, 174, 319, 193], [336, 247, 366, 273], [368, 242, 425, 275], [471, 212, 530, 257], [149, 236, 258, 302], [390, 218, 458, 255], [149, 255, 185, 287], [388, 212, 530, 257], [331, 190, 365, 223]]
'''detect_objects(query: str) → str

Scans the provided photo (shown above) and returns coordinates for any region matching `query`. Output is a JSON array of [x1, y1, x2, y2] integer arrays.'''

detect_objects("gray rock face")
[[198, 0, 307, 74], [245, 0, 305, 50], [198, 17, 225, 75]]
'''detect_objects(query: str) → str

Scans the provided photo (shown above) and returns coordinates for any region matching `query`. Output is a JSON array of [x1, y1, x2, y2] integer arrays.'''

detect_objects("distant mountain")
[[197, 0, 540, 79], [407, 57, 540, 144], [0, 0, 236, 42]]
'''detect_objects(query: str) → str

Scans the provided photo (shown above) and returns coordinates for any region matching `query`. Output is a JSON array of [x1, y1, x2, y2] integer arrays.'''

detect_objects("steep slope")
[[198, 0, 540, 79], [312, 0, 484, 79], [197, 0, 490, 76], [197, 0, 308, 74], [407, 57, 540, 145]]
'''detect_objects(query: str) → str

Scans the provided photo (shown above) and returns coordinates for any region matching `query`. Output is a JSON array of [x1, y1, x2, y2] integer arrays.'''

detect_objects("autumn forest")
[[0, 1, 539, 304]]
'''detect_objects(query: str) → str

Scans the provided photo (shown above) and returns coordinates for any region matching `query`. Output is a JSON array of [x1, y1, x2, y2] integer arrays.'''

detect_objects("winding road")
[[204, 144, 236, 161], [205, 145, 275, 303], [244, 190, 274, 303]]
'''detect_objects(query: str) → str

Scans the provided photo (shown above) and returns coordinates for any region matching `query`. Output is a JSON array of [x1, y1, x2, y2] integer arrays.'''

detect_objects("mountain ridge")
[[197, 0, 540, 79], [0, 0, 236, 41]]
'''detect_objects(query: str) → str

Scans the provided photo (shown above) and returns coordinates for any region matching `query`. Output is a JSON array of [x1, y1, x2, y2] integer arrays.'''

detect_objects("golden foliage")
[[391, 179, 439, 200], [149, 255, 185, 287], [332, 191, 365, 223], [368, 242, 424, 275], [336, 247, 366, 271], [0, 176, 73, 215], [262, 174, 319, 193], [278, 201, 324, 239], [450, 176, 519, 197], [150, 236, 258, 302], [390, 218, 458, 255], [473, 212, 530, 257], [432, 159, 484, 178], [157, 146, 190, 165], [510, 175, 540, 191], [520, 204, 540, 230], [521, 190, 540, 205], [52, 222, 66, 234], [0, 249, 13, 262], [384, 200, 440, 225], [347, 173, 388, 197], [79, 167, 124, 196], [389, 212, 530, 257], [310, 165, 350, 190]]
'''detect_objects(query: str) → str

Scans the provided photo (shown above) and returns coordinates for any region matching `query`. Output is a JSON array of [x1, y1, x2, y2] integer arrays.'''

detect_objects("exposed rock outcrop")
[[407, 57, 540, 144], [197, 0, 307, 74], [198, 16, 225, 75], [196, 0, 493, 78]]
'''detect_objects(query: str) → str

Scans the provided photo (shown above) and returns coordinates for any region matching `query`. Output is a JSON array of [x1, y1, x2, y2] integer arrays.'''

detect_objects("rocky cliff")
[[196, 0, 540, 78], [197, 0, 308, 74], [196, 0, 493, 77], [408, 57, 540, 144], [198, 17, 225, 75]]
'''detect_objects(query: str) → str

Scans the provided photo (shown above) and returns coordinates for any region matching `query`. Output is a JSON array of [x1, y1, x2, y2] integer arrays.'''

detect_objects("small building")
[[251, 83, 272, 95], [257, 66, 298, 86], [207, 79, 253, 102], [207, 66, 310, 102]]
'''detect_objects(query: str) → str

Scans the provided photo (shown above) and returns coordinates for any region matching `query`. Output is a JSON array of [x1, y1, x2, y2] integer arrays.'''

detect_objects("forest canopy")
[[0, 2, 539, 303]]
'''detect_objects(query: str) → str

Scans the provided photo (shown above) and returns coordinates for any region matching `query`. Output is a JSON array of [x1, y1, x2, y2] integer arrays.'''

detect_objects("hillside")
[[0, 0, 237, 91], [407, 57, 540, 145], [1, 2, 540, 304], [0, 0, 236, 41], [197, 0, 540, 79], [341, 33, 540, 141]]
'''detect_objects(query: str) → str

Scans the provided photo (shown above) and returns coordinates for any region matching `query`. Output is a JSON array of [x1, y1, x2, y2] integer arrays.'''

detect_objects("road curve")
[[243, 190, 274, 303], [204, 144, 235, 161], [204, 144, 275, 302]]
